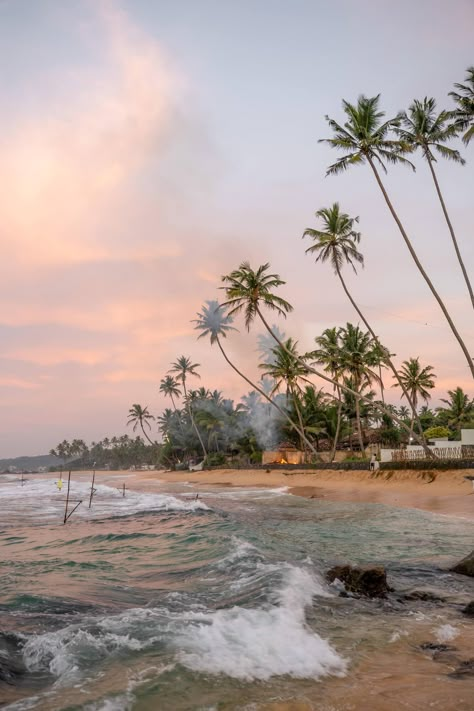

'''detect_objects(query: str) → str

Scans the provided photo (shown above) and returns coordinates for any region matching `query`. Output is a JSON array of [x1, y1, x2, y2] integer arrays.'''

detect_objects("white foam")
[[178, 566, 345, 681], [434, 624, 459, 643], [0, 478, 208, 522]]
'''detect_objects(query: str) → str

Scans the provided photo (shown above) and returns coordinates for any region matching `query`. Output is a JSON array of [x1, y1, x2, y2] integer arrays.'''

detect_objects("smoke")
[[257, 326, 287, 366], [242, 388, 287, 449]]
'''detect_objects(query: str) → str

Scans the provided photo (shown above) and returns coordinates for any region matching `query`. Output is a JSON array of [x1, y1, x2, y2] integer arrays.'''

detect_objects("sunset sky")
[[1, 0, 473, 457]]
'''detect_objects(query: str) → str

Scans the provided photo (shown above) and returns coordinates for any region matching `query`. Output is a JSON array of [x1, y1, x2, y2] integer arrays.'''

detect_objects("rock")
[[448, 659, 474, 679], [326, 564, 391, 598], [0, 633, 26, 685], [450, 550, 474, 577], [462, 601, 474, 616], [403, 589, 446, 603], [420, 642, 457, 653]]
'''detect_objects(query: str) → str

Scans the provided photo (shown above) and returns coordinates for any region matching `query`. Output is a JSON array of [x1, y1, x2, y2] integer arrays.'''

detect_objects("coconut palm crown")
[[303, 202, 363, 274], [221, 262, 293, 330], [319, 94, 414, 175], [397, 97, 464, 163], [192, 300, 237, 344], [449, 66, 474, 145]]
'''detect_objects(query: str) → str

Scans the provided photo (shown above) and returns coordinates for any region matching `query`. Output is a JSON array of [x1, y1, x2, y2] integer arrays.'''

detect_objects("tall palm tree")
[[221, 261, 428, 450], [449, 66, 474, 145], [397, 98, 473, 309], [302, 202, 429, 450], [312, 327, 344, 461], [127, 404, 155, 446], [193, 300, 320, 458], [169, 356, 207, 458], [159, 375, 181, 412], [259, 337, 313, 451], [339, 324, 380, 452], [394, 358, 437, 440], [320, 95, 474, 379]]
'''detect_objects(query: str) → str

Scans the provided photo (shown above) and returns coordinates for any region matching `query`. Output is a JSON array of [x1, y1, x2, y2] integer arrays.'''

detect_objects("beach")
[[151, 467, 474, 519]]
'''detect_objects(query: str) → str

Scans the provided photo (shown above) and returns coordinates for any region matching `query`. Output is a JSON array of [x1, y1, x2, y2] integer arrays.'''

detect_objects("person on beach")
[[370, 453, 377, 471], [56, 477, 63, 491]]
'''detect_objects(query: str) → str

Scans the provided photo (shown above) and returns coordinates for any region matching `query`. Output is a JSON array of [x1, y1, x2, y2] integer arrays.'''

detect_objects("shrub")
[[424, 426, 451, 440], [204, 452, 227, 467], [249, 451, 263, 464]]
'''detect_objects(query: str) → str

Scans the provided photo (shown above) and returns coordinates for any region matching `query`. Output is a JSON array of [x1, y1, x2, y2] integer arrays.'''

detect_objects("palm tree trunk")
[[367, 155, 474, 379], [355, 397, 365, 453], [379, 364, 385, 404], [291, 386, 306, 453], [426, 154, 474, 310], [215, 336, 321, 459], [329, 385, 343, 463], [335, 265, 433, 457], [182, 381, 207, 458], [140, 423, 154, 446], [255, 305, 436, 457]]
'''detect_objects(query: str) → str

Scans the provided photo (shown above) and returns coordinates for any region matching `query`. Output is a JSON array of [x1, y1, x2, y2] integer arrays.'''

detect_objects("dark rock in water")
[[448, 659, 474, 679], [450, 550, 474, 577], [462, 601, 474, 616], [420, 642, 457, 653], [0, 633, 26, 685], [403, 589, 446, 603], [326, 564, 391, 598]]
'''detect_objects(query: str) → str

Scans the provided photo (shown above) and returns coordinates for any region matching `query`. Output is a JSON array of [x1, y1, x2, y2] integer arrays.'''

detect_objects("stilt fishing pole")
[[63, 470, 83, 524], [88, 463, 97, 509]]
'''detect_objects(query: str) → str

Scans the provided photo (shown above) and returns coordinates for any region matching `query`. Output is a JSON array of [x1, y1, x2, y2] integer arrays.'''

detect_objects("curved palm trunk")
[[215, 336, 321, 459], [255, 305, 435, 456], [182, 380, 207, 459], [367, 155, 474, 379], [140, 422, 154, 446], [329, 385, 343, 463], [426, 154, 474, 310], [335, 265, 433, 457]]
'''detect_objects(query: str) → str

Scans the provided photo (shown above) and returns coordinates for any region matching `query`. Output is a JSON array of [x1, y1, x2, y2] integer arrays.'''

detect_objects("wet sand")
[[150, 468, 474, 519]]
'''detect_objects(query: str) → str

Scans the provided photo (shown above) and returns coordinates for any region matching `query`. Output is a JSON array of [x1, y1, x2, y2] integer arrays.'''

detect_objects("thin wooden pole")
[[122, 483, 125, 497], [88, 469, 96, 508], [63, 471, 71, 524]]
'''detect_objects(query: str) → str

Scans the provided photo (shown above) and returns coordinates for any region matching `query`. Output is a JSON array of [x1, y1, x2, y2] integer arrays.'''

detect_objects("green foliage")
[[423, 426, 451, 440], [204, 452, 227, 467]]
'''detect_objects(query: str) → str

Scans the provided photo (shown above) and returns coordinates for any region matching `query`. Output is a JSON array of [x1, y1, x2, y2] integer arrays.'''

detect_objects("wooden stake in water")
[[88, 469, 96, 508], [63, 470, 82, 524]]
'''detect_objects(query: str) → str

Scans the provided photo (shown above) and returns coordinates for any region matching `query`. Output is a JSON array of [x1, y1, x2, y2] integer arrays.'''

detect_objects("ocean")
[[1, 472, 473, 710]]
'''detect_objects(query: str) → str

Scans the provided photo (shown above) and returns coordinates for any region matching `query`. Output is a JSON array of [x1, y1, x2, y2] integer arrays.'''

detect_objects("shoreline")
[[149, 467, 474, 519]]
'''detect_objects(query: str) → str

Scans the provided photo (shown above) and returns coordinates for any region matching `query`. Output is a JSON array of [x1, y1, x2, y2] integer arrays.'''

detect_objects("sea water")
[[1, 473, 473, 710]]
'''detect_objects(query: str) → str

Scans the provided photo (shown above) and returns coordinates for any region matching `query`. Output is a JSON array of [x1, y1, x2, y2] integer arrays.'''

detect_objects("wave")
[[0, 478, 209, 522], [20, 563, 345, 684]]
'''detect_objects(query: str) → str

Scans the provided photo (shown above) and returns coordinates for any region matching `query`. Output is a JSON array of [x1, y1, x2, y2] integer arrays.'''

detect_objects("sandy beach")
[[150, 467, 474, 519]]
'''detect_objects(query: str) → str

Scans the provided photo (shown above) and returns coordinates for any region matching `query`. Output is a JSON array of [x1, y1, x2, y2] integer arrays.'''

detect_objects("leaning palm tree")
[[221, 261, 431, 451], [320, 95, 474, 379], [303, 202, 429, 450], [127, 404, 155, 446], [449, 66, 474, 145], [393, 358, 437, 440], [192, 300, 320, 458], [397, 98, 473, 309], [169, 356, 207, 458], [159, 375, 182, 412]]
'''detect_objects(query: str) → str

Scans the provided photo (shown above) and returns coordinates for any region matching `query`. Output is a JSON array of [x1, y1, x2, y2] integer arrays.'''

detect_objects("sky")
[[1, 0, 473, 457]]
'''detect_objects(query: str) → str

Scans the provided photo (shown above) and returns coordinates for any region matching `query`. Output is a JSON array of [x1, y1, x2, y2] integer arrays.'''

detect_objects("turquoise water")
[[1, 473, 473, 710]]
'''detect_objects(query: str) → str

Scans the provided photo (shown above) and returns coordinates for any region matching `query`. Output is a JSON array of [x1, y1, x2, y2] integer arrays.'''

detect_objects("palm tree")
[[159, 375, 181, 412], [397, 98, 473, 309], [449, 66, 474, 145], [302, 202, 429, 450], [193, 300, 320, 458], [127, 404, 155, 445], [320, 95, 474, 379], [339, 324, 380, 452], [221, 261, 434, 449], [312, 327, 344, 461], [393, 358, 437, 440], [437, 387, 474, 432], [259, 338, 313, 452], [169, 356, 207, 458]]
